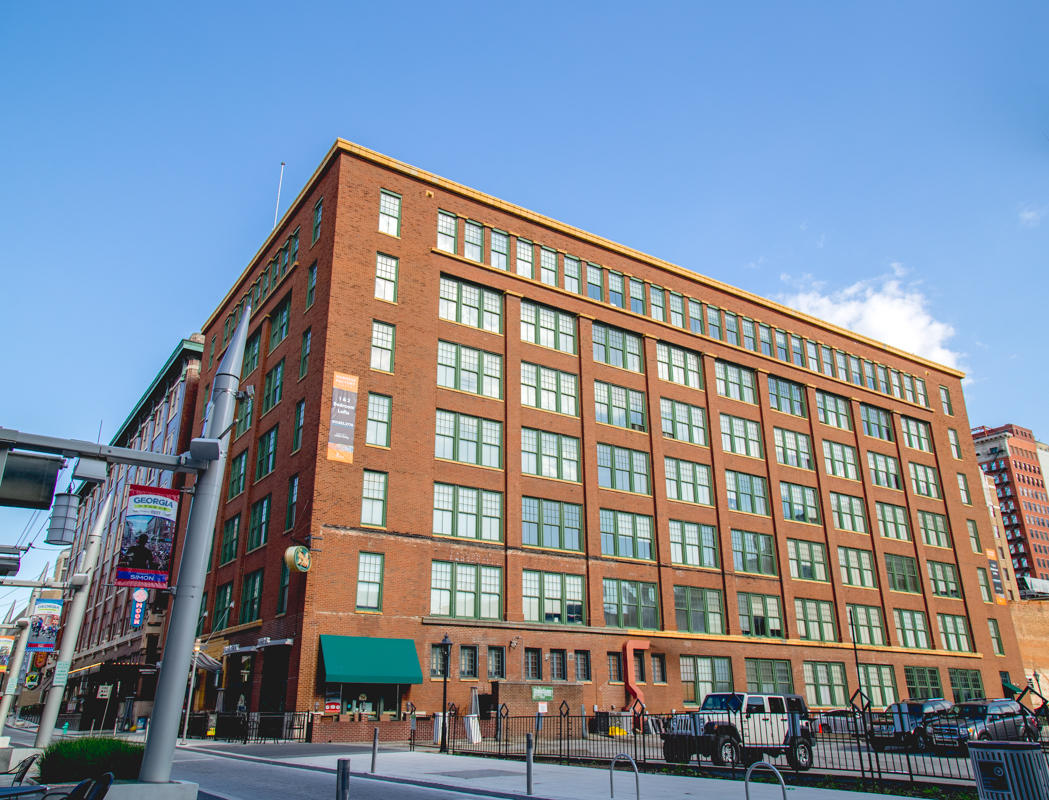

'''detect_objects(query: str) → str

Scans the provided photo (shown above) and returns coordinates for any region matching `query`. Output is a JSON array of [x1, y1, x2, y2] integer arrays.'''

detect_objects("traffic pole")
[[0, 606, 34, 725], [35, 495, 114, 747], [139, 307, 250, 783]]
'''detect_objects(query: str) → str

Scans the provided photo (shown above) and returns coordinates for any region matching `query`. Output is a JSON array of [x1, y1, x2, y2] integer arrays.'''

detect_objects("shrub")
[[37, 737, 144, 782]]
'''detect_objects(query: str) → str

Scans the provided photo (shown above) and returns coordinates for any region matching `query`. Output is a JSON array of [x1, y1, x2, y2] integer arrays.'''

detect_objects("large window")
[[909, 462, 942, 499], [720, 414, 762, 458], [822, 440, 859, 480], [438, 341, 502, 398], [767, 376, 806, 417], [901, 417, 932, 452], [948, 669, 984, 703], [660, 398, 707, 445], [885, 554, 921, 593], [356, 553, 384, 611], [988, 619, 1005, 655], [867, 452, 902, 489], [521, 428, 579, 481], [860, 404, 894, 441], [787, 539, 828, 581], [732, 529, 776, 575], [464, 221, 483, 262], [795, 598, 837, 642], [379, 190, 401, 236], [361, 470, 387, 527], [858, 664, 898, 708], [847, 604, 887, 645], [918, 510, 951, 548], [714, 361, 757, 403], [876, 502, 912, 540], [516, 239, 534, 278], [815, 391, 852, 430], [219, 516, 240, 564], [596, 382, 647, 431], [269, 297, 290, 351], [247, 495, 270, 551], [522, 497, 582, 550], [674, 586, 724, 634], [227, 451, 247, 499], [904, 666, 943, 699], [838, 546, 877, 588], [780, 482, 820, 524], [436, 210, 456, 252], [657, 342, 702, 388], [957, 473, 972, 504], [937, 614, 973, 652], [371, 321, 395, 371], [255, 426, 278, 479], [439, 276, 502, 332], [433, 483, 502, 541], [927, 560, 961, 598], [681, 656, 733, 704], [430, 561, 501, 619], [239, 569, 264, 624], [599, 509, 653, 560], [490, 230, 509, 270], [540, 248, 557, 286], [746, 659, 794, 694], [522, 571, 584, 625], [893, 609, 931, 649], [436, 410, 502, 468], [214, 582, 233, 630], [774, 428, 813, 469], [521, 301, 575, 353], [374, 253, 398, 302], [738, 593, 784, 637], [521, 363, 577, 415], [829, 492, 867, 532], [262, 360, 284, 413], [602, 578, 659, 629], [804, 661, 848, 708], [597, 444, 650, 494], [669, 520, 718, 568], [366, 393, 391, 447], [664, 457, 713, 505], [725, 471, 769, 515], [242, 331, 260, 377], [592, 323, 643, 372]]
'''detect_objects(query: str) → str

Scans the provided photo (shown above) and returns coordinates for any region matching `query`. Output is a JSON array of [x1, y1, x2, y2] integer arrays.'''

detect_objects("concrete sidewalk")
[[182, 742, 917, 800]]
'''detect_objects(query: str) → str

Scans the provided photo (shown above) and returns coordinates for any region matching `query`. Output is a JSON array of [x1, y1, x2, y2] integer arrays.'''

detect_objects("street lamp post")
[[439, 634, 451, 753]]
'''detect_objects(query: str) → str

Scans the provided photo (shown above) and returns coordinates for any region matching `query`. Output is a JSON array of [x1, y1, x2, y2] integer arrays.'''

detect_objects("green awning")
[[319, 635, 423, 684]]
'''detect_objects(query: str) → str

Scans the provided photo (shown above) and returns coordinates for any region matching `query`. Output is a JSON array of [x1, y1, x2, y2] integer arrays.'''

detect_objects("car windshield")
[[701, 693, 745, 712], [946, 705, 987, 721], [888, 703, 923, 717]]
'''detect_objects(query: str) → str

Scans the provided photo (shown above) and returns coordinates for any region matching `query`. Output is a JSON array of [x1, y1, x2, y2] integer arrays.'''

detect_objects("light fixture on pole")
[[439, 633, 451, 753]]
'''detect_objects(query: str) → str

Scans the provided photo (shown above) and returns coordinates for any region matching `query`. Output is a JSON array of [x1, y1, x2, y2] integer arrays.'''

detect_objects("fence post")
[[335, 758, 350, 800], [499, 704, 509, 756], [525, 732, 534, 796], [559, 700, 570, 764], [581, 704, 588, 741], [371, 727, 378, 773]]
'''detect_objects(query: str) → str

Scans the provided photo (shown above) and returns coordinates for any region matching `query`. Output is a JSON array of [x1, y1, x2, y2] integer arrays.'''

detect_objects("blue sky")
[[2, 2, 1048, 600]]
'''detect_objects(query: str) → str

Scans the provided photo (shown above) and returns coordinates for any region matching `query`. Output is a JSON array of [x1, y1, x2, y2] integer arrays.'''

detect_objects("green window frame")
[[489, 646, 507, 679], [767, 376, 806, 417], [592, 323, 643, 372], [597, 443, 650, 494], [433, 483, 503, 541], [305, 261, 317, 308], [876, 502, 912, 540], [918, 510, 951, 548], [370, 321, 395, 372], [901, 417, 932, 452], [365, 393, 391, 447], [247, 495, 270, 551], [732, 529, 776, 575], [602, 578, 659, 629], [299, 329, 311, 378], [725, 470, 769, 515], [858, 664, 898, 708], [269, 297, 290, 352], [714, 361, 757, 404], [219, 515, 240, 564], [795, 598, 837, 642], [292, 399, 304, 452], [356, 552, 384, 611], [439, 276, 502, 333], [234, 394, 253, 438], [361, 470, 387, 527], [374, 253, 398, 301], [947, 429, 962, 459], [745, 658, 794, 694], [894, 609, 931, 648], [720, 413, 762, 458], [520, 300, 575, 353], [860, 404, 893, 441], [927, 560, 961, 598], [312, 198, 323, 243], [908, 462, 942, 498], [804, 661, 848, 708], [815, 391, 852, 430], [674, 586, 724, 634], [706, 305, 723, 339], [255, 426, 278, 479], [669, 292, 685, 327], [829, 491, 867, 532], [227, 451, 247, 499], [977, 568, 992, 603], [607, 271, 625, 307], [625, 278, 644, 314], [595, 381, 646, 431], [463, 220, 483, 262], [521, 497, 582, 551], [522, 570, 585, 625], [285, 474, 298, 530], [885, 553, 921, 593], [539, 248, 558, 286], [520, 362, 576, 414], [262, 360, 284, 413], [948, 669, 984, 702], [599, 508, 654, 560], [516, 238, 534, 278], [867, 451, 901, 489], [562, 254, 580, 291], [664, 456, 713, 505], [967, 519, 982, 553], [822, 440, 859, 479], [939, 386, 954, 416], [438, 340, 502, 398], [436, 210, 457, 252], [521, 428, 577, 481], [276, 562, 289, 615], [434, 410, 503, 468], [239, 568, 264, 624], [687, 298, 703, 333], [242, 331, 260, 377], [214, 582, 233, 630], [660, 398, 707, 445], [724, 311, 739, 344], [904, 666, 943, 699], [847, 604, 887, 645], [490, 230, 509, 270], [430, 561, 502, 619], [957, 473, 972, 504], [681, 655, 733, 704], [738, 592, 784, 637], [379, 190, 401, 236], [657, 342, 702, 388], [838, 546, 877, 588], [669, 520, 718, 568], [649, 284, 665, 320], [988, 619, 1004, 655], [774, 428, 813, 469], [787, 539, 828, 581], [780, 481, 820, 524], [938, 614, 973, 652]]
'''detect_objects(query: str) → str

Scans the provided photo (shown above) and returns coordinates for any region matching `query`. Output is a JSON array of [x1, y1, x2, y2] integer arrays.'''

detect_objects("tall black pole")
[[440, 633, 451, 753]]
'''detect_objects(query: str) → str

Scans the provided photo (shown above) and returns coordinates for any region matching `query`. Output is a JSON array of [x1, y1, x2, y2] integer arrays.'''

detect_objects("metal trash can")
[[968, 741, 1049, 800], [432, 713, 445, 745]]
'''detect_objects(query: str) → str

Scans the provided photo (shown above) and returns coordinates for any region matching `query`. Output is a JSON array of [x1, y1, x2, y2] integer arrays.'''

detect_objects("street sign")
[[97, 684, 112, 699], [52, 660, 70, 689], [531, 686, 553, 702]]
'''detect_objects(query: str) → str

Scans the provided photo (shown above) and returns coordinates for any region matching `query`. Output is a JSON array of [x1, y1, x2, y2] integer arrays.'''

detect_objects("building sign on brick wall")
[[986, 551, 1007, 603], [327, 372, 359, 463]]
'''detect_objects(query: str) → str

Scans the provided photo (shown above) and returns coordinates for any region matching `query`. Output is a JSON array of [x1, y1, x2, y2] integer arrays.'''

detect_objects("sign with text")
[[115, 485, 180, 588], [129, 587, 149, 628], [531, 686, 553, 702], [0, 636, 12, 674], [52, 659, 70, 689], [326, 372, 359, 463], [27, 598, 63, 652], [97, 684, 112, 699], [986, 551, 1006, 603]]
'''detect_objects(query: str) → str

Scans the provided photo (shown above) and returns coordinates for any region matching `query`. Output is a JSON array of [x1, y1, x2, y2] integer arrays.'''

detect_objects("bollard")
[[336, 757, 350, 800], [371, 727, 378, 774], [525, 732, 534, 796]]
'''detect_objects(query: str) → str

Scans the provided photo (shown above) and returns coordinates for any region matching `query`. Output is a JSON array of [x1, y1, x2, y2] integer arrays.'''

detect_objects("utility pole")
[[0, 593, 39, 725], [139, 307, 250, 784], [35, 494, 114, 747]]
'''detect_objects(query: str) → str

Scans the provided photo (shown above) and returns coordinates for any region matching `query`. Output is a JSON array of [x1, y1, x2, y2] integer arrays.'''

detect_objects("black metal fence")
[[179, 711, 310, 743], [440, 700, 1049, 788]]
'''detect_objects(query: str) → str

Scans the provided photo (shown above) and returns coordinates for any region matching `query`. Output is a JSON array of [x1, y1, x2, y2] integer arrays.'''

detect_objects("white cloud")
[[1018, 205, 1044, 227], [815, 233, 826, 249], [778, 269, 964, 370]]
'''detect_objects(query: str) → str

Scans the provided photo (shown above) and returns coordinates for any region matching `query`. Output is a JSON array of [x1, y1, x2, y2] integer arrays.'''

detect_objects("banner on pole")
[[26, 598, 63, 652], [129, 588, 149, 628], [115, 485, 180, 588], [0, 636, 12, 673], [326, 372, 358, 463]]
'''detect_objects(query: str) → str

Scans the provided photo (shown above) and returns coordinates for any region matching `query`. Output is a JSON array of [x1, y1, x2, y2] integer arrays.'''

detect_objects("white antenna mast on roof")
[[274, 161, 286, 228]]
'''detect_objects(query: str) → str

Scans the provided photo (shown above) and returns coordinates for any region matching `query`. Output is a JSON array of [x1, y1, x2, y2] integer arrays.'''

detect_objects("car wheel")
[[662, 739, 679, 763], [787, 737, 814, 771], [712, 734, 740, 766]]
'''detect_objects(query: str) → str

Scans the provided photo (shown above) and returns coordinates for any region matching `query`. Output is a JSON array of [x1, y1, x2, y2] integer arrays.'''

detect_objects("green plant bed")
[[38, 737, 144, 782]]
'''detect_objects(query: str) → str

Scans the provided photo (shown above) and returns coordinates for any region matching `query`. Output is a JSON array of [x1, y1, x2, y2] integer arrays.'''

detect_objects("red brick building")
[[189, 140, 1023, 718]]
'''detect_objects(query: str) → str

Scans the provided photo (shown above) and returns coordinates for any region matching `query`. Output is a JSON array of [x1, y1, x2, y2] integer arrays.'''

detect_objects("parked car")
[[817, 708, 864, 735], [868, 698, 952, 752], [661, 692, 815, 770], [928, 699, 1040, 751]]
